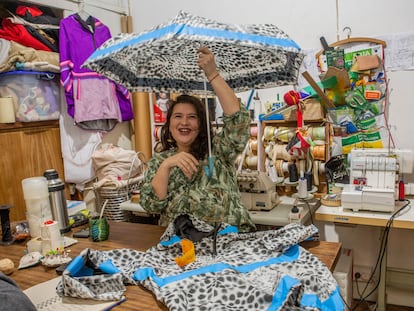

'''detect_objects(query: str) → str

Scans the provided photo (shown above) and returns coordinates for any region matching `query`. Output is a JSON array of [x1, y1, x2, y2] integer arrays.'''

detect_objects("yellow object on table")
[[175, 239, 196, 268]]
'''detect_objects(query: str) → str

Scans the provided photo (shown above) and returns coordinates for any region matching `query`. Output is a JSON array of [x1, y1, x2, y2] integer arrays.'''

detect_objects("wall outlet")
[[353, 264, 376, 283]]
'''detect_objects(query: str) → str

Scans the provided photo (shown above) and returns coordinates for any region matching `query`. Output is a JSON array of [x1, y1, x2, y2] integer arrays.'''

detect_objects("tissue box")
[[0, 70, 60, 122]]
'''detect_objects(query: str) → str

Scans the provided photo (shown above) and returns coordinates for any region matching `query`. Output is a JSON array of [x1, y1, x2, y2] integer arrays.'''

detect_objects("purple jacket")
[[59, 14, 134, 124]]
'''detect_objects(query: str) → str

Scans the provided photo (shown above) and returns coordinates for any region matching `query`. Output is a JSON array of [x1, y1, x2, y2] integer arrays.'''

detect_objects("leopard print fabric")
[[57, 218, 343, 310], [84, 11, 304, 94]]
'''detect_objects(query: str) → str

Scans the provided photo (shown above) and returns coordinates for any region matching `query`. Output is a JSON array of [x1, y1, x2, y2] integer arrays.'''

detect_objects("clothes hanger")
[[315, 27, 387, 59], [77, 0, 91, 21]]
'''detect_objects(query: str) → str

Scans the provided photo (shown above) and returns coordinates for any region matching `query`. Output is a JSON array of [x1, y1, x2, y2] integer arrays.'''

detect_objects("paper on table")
[[23, 277, 126, 311]]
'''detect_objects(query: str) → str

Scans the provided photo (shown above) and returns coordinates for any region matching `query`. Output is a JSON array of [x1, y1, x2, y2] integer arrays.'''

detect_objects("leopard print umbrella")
[[83, 11, 304, 95]]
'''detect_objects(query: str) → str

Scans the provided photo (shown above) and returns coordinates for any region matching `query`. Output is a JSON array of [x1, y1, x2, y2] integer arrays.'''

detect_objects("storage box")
[[283, 98, 325, 122], [0, 70, 60, 122]]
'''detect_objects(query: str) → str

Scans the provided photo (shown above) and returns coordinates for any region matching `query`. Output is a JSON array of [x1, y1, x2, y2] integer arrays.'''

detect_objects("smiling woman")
[[139, 47, 255, 232]]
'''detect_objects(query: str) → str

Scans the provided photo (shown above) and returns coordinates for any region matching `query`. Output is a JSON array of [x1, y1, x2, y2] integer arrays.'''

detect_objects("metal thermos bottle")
[[43, 169, 71, 233]]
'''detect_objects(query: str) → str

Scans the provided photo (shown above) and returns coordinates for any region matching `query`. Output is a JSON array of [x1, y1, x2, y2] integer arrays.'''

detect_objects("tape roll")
[[309, 126, 325, 141], [250, 126, 258, 137], [312, 145, 325, 160], [246, 155, 258, 169], [250, 139, 258, 153], [264, 126, 275, 140], [276, 160, 284, 177]]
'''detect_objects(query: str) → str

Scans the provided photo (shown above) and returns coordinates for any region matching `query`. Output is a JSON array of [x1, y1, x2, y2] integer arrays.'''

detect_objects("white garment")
[[59, 111, 102, 188]]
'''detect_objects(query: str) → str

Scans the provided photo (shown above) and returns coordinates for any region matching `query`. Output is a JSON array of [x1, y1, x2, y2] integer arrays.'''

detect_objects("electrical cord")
[[351, 199, 411, 310]]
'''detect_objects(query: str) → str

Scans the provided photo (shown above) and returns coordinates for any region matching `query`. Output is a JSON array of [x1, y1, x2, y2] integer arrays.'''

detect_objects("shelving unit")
[[259, 115, 330, 196]]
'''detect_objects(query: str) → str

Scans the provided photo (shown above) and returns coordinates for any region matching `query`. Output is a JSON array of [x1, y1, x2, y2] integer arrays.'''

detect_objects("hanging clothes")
[[59, 14, 134, 131]]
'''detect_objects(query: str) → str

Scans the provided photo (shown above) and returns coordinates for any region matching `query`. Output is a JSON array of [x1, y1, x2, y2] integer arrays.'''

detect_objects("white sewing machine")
[[341, 148, 413, 212], [237, 170, 280, 211]]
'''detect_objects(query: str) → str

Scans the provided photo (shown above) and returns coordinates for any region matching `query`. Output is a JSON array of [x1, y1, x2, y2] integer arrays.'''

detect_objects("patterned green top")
[[139, 105, 255, 232]]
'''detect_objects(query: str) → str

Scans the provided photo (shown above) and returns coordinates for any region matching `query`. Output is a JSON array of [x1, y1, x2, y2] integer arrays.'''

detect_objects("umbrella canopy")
[[83, 11, 304, 94]]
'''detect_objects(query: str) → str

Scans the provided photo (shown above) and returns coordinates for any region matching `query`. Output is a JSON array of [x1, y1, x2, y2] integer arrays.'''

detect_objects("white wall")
[[129, 0, 414, 182], [128, 0, 414, 305]]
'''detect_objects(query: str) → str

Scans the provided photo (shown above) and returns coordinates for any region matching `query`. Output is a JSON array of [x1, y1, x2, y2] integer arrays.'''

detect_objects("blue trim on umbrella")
[[132, 244, 300, 286], [99, 259, 121, 274], [268, 275, 300, 310], [87, 23, 300, 61]]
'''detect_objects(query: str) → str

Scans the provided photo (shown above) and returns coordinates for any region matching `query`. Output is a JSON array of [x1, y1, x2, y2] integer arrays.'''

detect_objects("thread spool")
[[264, 126, 275, 140], [0, 97, 15, 123], [309, 127, 326, 140], [0, 205, 13, 244], [288, 162, 299, 182], [312, 145, 325, 160], [298, 178, 308, 198], [246, 155, 258, 169], [304, 171, 313, 191]]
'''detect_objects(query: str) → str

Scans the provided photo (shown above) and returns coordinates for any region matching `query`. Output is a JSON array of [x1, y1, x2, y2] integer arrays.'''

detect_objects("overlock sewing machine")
[[237, 170, 280, 211], [341, 148, 413, 212]]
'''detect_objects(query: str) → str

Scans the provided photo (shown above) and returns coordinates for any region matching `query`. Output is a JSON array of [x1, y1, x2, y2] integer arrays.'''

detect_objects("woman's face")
[[169, 102, 200, 152]]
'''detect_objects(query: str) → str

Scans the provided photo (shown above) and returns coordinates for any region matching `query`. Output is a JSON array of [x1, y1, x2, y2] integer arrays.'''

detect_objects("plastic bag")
[[92, 143, 146, 188]]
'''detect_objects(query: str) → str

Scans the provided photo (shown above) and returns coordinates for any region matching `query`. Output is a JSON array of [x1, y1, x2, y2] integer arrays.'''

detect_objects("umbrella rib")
[[203, 78, 213, 178]]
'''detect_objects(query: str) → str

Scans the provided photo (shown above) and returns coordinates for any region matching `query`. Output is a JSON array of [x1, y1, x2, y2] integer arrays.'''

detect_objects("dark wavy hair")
[[160, 95, 211, 160]]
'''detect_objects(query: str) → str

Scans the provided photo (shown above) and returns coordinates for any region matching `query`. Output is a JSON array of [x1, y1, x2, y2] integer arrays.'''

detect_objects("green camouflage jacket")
[[139, 105, 255, 232]]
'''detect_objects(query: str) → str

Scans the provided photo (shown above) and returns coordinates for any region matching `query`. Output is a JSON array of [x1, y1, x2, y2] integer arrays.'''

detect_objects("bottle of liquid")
[[43, 169, 71, 233]]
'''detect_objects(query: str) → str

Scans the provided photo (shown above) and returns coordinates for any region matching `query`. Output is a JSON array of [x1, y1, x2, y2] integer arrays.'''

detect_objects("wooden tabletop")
[[0, 221, 341, 310]]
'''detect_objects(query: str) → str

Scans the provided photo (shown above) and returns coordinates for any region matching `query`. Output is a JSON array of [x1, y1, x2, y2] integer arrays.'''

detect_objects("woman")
[[139, 47, 255, 232]]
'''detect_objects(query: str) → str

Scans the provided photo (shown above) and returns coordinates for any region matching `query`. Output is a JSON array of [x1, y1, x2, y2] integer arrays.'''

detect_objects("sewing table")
[[1, 221, 341, 310]]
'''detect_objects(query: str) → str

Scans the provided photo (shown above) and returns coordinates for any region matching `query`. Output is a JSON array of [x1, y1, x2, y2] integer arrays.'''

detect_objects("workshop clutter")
[[92, 143, 147, 221], [317, 42, 388, 157]]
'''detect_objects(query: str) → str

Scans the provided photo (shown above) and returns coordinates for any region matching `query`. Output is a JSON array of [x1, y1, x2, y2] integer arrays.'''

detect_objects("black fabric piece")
[[325, 154, 349, 183], [24, 24, 58, 52], [174, 214, 215, 242]]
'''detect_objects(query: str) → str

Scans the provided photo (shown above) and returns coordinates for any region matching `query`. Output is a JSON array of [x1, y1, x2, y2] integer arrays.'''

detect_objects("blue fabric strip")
[[99, 259, 121, 274], [133, 244, 300, 287], [88, 23, 300, 60], [159, 235, 181, 247], [218, 225, 238, 235], [268, 275, 300, 310]]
